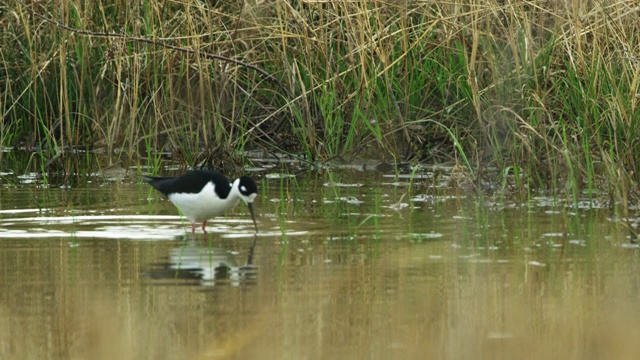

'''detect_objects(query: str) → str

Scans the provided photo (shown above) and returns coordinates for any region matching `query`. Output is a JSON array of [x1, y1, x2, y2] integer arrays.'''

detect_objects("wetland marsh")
[[3, 0, 640, 358]]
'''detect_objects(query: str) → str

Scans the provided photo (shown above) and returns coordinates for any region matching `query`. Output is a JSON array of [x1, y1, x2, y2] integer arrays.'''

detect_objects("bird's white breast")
[[168, 182, 239, 222]]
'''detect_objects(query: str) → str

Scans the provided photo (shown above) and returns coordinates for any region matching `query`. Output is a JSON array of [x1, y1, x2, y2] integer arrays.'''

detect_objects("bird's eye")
[[240, 185, 247, 193]]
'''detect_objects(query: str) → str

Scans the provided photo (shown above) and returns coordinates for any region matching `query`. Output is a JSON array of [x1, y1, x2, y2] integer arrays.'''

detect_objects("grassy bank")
[[1, 0, 639, 201]]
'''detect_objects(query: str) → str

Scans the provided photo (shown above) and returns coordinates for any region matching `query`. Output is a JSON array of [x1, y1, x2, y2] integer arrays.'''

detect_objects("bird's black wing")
[[142, 170, 231, 197]]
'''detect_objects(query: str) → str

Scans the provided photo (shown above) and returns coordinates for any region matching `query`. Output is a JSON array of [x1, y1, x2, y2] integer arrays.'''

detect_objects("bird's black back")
[[142, 170, 232, 199]]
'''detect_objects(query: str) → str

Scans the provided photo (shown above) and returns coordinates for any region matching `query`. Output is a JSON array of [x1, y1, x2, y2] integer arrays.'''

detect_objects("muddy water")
[[0, 169, 639, 359]]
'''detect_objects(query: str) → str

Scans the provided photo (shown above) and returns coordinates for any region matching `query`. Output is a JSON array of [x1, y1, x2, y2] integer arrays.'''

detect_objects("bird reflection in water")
[[145, 236, 258, 287]]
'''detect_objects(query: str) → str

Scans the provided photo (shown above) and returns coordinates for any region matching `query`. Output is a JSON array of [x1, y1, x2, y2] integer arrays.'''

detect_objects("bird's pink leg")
[[191, 223, 197, 233], [201, 220, 208, 233]]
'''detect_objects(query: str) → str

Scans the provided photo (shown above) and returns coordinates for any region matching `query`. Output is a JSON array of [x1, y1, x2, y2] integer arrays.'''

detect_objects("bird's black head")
[[238, 176, 258, 198]]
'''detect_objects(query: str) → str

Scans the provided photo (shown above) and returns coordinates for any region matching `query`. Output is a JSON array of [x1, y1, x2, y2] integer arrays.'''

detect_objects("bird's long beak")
[[247, 202, 258, 232]]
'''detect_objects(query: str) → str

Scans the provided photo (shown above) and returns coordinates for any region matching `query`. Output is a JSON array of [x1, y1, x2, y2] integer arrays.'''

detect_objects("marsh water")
[[1, 165, 640, 360]]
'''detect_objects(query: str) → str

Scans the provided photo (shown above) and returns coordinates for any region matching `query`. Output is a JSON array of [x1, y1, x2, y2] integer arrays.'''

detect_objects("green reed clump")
[[2, 0, 640, 202]]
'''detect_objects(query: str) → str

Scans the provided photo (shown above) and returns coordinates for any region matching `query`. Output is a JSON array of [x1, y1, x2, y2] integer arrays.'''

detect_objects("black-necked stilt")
[[142, 169, 258, 233]]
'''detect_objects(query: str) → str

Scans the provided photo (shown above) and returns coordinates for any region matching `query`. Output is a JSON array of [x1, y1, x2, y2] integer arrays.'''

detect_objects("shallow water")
[[0, 168, 639, 359]]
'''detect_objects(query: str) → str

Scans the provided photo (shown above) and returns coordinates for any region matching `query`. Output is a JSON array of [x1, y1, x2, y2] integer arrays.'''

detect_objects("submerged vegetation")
[[1, 0, 639, 201]]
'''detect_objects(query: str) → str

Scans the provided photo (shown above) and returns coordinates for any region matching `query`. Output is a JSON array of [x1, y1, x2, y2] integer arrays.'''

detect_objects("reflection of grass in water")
[[0, 290, 195, 359], [3, 225, 640, 359], [227, 245, 640, 359]]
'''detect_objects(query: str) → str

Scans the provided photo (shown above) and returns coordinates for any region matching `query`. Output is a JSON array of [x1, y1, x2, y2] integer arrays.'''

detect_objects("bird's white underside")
[[168, 182, 240, 223]]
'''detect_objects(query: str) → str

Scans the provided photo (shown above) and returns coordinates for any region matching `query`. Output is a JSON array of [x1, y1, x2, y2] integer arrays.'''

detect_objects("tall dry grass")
[[1, 0, 639, 201]]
